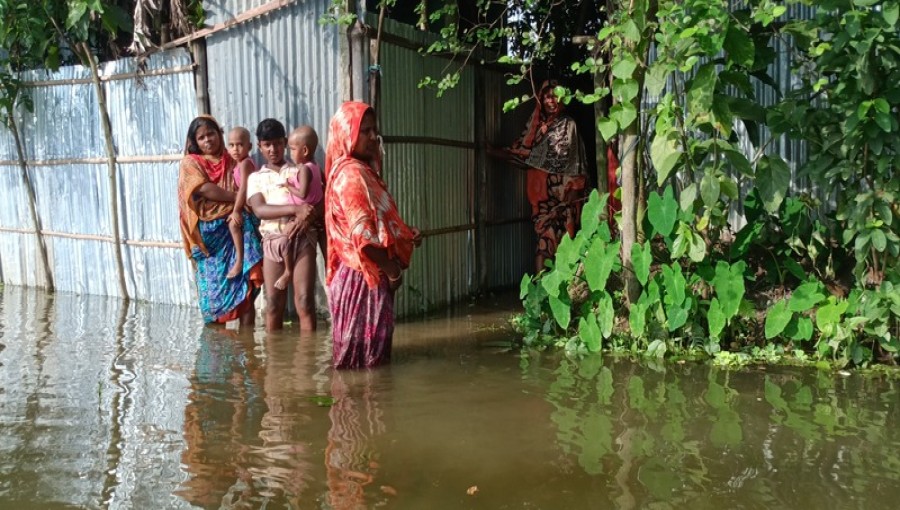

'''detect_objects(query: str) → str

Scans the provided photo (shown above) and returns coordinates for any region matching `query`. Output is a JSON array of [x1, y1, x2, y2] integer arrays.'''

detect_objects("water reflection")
[[1, 287, 899, 509], [540, 355, 900, 508]]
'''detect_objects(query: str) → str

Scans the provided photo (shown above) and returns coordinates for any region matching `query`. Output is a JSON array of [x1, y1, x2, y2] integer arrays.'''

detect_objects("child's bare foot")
[[227, 259, 243, 279], [274, 271, 292, 290]]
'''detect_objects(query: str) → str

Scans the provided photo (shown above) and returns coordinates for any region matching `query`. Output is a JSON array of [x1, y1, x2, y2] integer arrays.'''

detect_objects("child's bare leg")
[[227, 218, 244, 279], [292, 242, 318, 331], [274, 237, 294, 290], [262, 257, 288, 331]]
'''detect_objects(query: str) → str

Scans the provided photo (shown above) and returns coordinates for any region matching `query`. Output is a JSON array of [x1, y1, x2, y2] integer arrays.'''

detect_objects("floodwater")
[[1, 287, 899, 510]]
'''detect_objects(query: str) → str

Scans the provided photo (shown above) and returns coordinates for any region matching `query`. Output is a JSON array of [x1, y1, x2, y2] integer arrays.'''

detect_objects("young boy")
[[226, 126, 258, 279], [245, 118, 317, 332], [279, 125, 327, 291]]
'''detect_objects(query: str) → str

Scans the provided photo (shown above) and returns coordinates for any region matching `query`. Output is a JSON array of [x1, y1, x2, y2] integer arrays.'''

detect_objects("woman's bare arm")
[[196, 182, 236, 202]]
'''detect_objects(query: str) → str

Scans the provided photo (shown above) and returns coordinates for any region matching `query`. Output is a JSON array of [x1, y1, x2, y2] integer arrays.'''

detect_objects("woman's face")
[[194, 124, 223, 156], [352, 111, 379, 161], [541, 89, 560, 115]]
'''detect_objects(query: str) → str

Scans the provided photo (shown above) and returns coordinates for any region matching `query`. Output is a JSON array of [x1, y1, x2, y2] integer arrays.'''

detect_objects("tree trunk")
[[618, 0, 658, 305], [82, 43, 129, 301], [8, 110, 54, 291]]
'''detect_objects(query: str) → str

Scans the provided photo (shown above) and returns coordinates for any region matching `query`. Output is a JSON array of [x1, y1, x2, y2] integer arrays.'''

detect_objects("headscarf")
[[512, 80, 586, 176], [324, 101, 415, 288], [324, 101, 382, 183], [517, 80, 562, 150], [178, 115, 237, 256]]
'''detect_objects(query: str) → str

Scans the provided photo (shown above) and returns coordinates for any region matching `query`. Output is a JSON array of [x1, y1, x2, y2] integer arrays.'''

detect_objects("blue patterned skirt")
[[191, 212, 263, 323]]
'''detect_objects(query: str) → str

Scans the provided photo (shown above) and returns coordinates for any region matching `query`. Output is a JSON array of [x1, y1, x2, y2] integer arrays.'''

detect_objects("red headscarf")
[[324, 101, 382, 183], [324, 101, 415, 288]]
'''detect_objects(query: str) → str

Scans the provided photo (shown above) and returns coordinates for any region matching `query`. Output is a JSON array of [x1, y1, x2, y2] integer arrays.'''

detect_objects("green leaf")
[[650, 134, 681, 185], [66, 1, 90, 30], [872, 228, 887, 251], [549, 294, 571, 330], [713, 261, 746, 320], [875, 111, 893, 132], [730, 221, 763, 258], [622, 19, 641, 43], [598, 117, 618, 141], [667, 302, 690, 332], [580, 189, 607, 239], [612, 56, 637, 79], [541, 268, 563, 297], [646, 63, 669, 96], [631, 242, 652, 286], [724, 149, 753, 177], [885, 3, 900, 26], [765, 300, 792, 339], [612, 102, 638, 129], [724, 23, 755, 68], [680, 183, 698, 213], [816, 299, 849, 331], [519, 273, 531, 299], [598, 293, 615, 338], [708, 298, 726, 339], [584, 239, 620, 292], [700, 172, 721, 207], [661, 263, 687, 308], [687, 64, 717, 116], [788, 282, 826, 312], [647, 186, 679, 238], [792, 317, 814, 341], [629, 302, 647, 338], [756, 155, 791, 214], [579, 314, 602, 352]]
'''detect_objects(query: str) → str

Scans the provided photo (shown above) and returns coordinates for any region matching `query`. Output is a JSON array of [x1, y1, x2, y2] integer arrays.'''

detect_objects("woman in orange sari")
[[324, 102, 421, 369], [490, 81, 588, 273], [178, 115, 264, 324]]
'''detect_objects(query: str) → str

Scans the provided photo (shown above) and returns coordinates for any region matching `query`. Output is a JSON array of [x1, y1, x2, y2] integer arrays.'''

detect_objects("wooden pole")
[[190, 39, 210, 115], [7, 108, 54, 291], [473, 66, 488, 291], [82, 43, 129, 301], [368, 1, 387, 111]]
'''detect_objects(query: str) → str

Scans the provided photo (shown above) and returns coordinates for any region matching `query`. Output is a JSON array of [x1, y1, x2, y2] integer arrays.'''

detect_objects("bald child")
[[226, 126, 258, 279]]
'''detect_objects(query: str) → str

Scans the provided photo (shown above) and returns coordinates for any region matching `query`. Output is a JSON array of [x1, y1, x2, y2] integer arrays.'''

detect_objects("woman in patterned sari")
[[324, 102, 421, 369], [178, 115, 265, 325], [489, 80, 589, 273]]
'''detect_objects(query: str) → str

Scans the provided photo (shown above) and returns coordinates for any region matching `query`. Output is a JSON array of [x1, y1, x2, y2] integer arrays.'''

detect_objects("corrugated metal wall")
[[204, 0, 343, 312], [374, 17, 532, 316], [0, 50, 198, 304]]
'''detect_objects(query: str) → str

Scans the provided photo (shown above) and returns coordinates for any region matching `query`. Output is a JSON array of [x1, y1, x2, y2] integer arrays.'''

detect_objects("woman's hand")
[[411, 227, 423, 247], [388, 272, 403, 291]]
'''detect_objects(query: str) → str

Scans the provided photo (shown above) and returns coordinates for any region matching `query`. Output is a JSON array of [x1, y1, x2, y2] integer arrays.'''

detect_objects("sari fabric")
[[512, 82, 588, 262], [178, 133, 263, 323], [324, 101, 415, 290], [325, 101, 415, 369]]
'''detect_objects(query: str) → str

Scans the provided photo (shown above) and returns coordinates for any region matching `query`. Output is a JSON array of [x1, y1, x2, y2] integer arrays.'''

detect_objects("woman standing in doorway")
[[324, 101, 421, 369], [178, 115, 265, 325], [490, 80, 589, 273]]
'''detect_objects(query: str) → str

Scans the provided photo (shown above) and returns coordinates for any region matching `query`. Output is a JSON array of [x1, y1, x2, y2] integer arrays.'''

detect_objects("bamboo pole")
[[81, 43, 129, 301], [7, 106, 54, 291]]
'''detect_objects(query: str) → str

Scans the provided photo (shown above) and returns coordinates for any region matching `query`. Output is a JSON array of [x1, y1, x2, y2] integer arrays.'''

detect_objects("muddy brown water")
[[1, 286, 899, 509]]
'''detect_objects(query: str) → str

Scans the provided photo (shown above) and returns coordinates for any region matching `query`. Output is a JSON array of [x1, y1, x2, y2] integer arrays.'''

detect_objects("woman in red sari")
[[490, 81, 589, 273], [324, 102, 421, 369], [178, 115, 265, 324]]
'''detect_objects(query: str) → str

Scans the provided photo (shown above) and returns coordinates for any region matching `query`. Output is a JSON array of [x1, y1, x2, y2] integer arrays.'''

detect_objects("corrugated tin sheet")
[[204, 0, 341, 148], [0, 49, 198, 303], [204, 1, 343, 312]]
